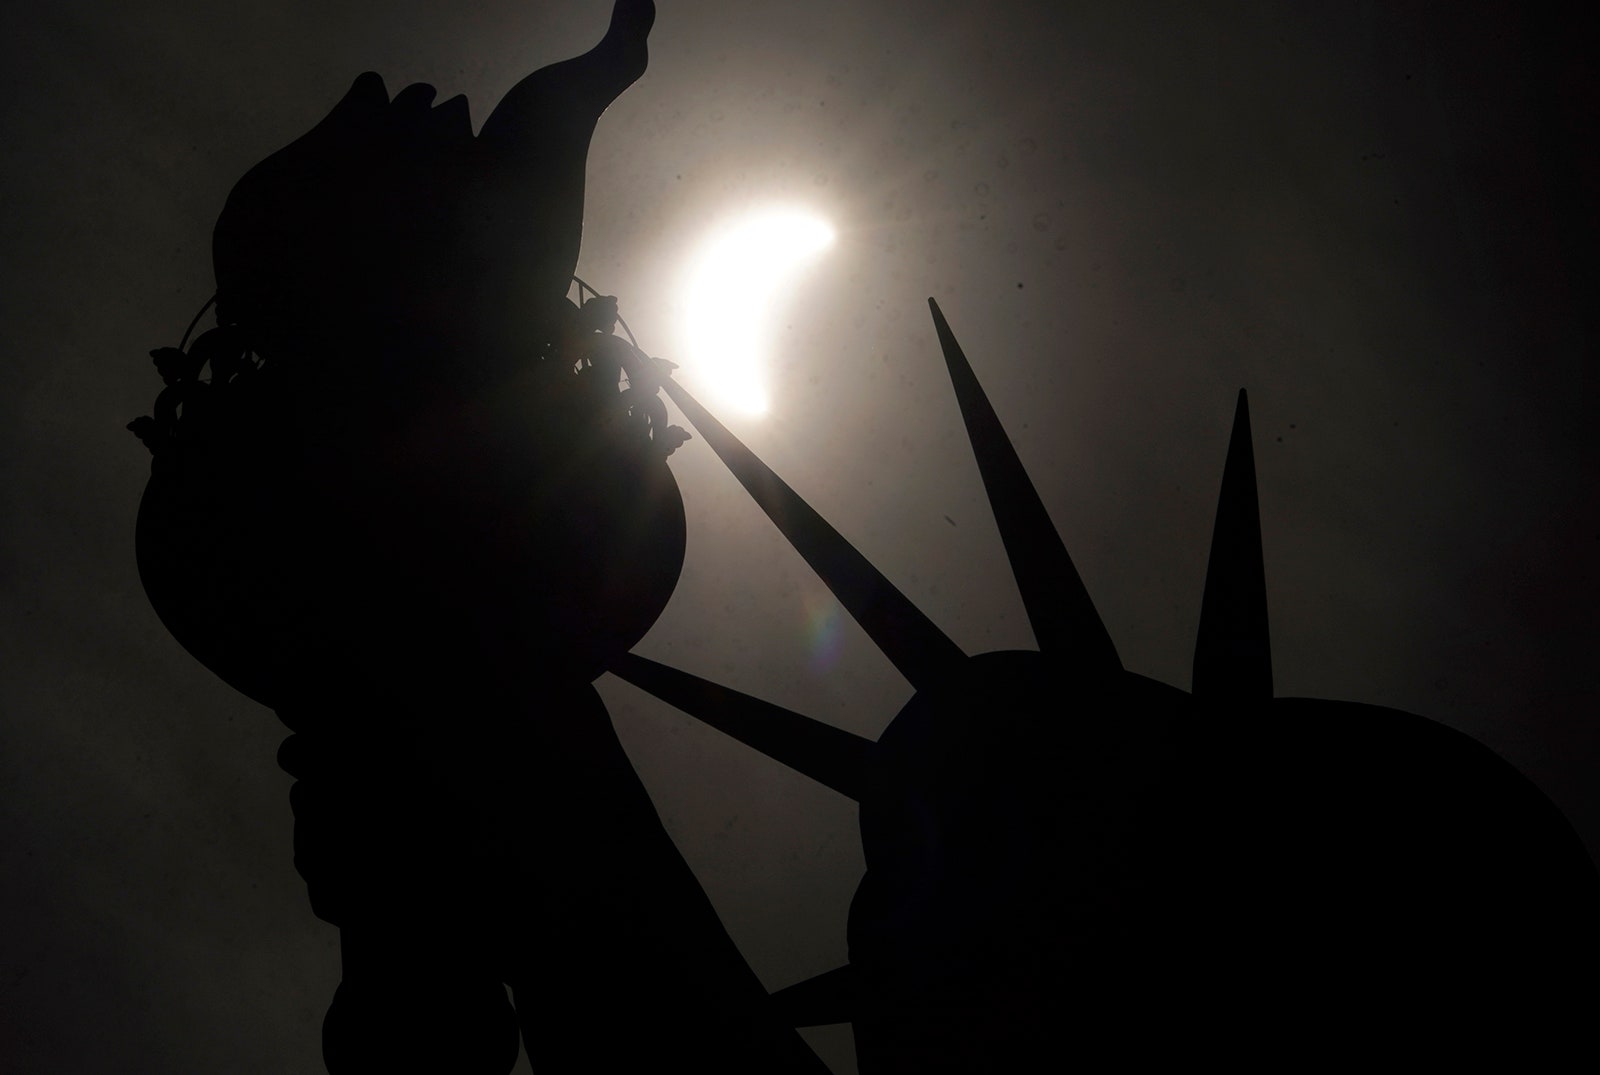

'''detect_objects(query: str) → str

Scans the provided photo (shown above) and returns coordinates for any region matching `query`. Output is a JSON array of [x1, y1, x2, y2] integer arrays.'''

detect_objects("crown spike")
[[1192, 389, 1272, 700], [610, 654, 873, 801], [659, 377, 966, 692], [927, 298, 1120, 672], [769, 965, 857, 1028]]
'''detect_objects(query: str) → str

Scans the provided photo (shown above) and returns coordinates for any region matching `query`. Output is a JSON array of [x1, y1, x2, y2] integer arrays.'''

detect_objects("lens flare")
[[804, 591, 845, 674]]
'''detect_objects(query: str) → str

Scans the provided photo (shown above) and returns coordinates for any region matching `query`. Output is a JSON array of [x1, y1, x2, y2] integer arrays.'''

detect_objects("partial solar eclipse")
[[677, 207, 835, 415]]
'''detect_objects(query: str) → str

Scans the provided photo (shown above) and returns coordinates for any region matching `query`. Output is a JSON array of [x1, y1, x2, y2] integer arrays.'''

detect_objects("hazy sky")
[[3, 2, 1594, 1071]]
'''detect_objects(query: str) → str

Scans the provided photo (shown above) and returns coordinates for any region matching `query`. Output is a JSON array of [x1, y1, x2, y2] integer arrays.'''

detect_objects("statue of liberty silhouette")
[[131, 2, 1598, 1069]]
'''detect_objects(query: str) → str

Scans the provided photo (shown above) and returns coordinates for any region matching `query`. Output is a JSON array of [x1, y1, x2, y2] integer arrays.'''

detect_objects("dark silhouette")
[[131, 2, 1597, 1070], [621, 303, 1600, 1068], [132, 1, 822, 1071]]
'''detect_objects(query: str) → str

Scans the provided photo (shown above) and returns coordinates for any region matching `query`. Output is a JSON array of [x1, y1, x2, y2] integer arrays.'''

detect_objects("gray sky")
[[3, 1, 1595, 1071]]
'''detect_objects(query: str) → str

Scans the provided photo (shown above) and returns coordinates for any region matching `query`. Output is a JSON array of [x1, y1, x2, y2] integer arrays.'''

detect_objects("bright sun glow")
[[678, 207, 835, 415]]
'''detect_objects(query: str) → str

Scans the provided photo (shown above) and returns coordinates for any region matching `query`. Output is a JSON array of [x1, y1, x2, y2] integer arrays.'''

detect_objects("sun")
[[677, 206, 835, 415]]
